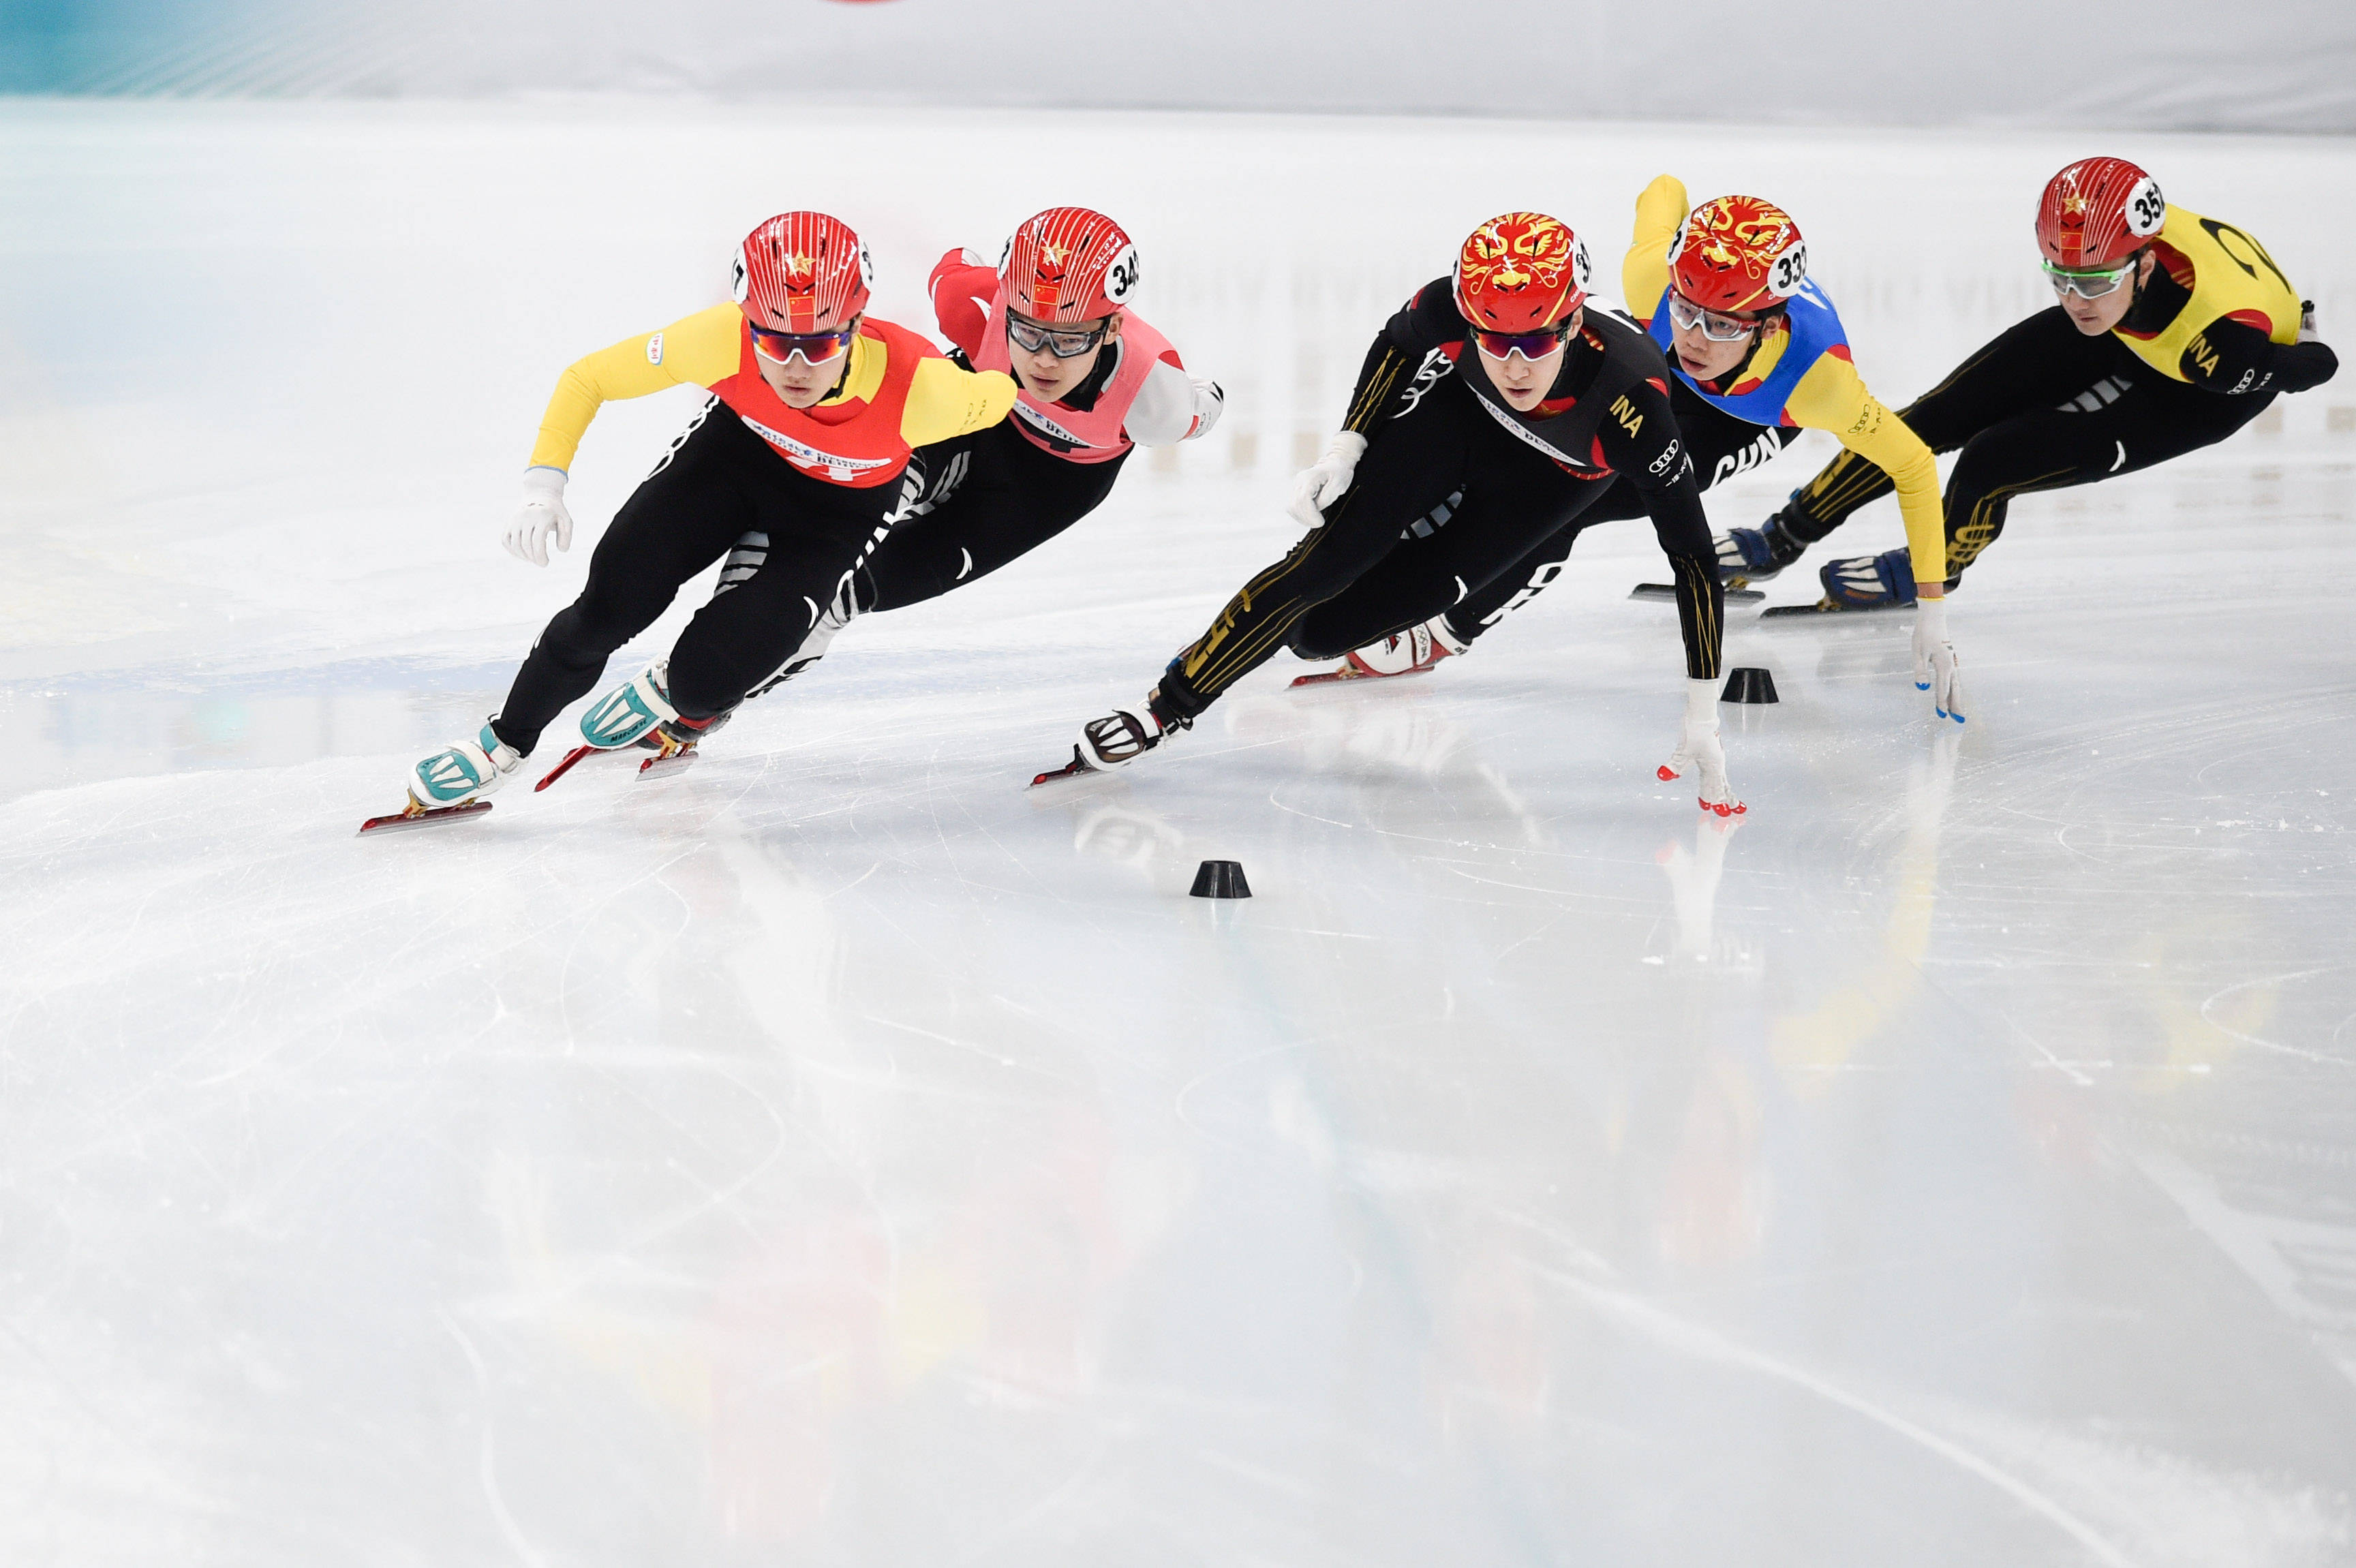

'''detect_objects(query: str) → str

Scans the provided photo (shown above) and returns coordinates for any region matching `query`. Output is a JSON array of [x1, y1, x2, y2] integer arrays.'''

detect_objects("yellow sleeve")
[[1620, 174, 1689, 328], [901, 358, 1016, 447], [527, 303, 744, 472], [1786, 353, 1946, 585]]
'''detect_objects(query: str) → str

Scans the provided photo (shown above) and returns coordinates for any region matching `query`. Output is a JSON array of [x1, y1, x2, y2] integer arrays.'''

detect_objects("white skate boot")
[[1031, 689, 1191, 786], [360, 720, 524, 835], [1291, 616, 1467, 687]]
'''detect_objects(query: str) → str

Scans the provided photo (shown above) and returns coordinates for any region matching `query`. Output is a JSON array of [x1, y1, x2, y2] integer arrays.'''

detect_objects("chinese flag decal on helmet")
[[1670, 194, 1807, 315], [2038, 157, 2164, 271], [1001, 206, 1139, 323], [733, 211, 874, 333], [1453, 213, 1591, 333]]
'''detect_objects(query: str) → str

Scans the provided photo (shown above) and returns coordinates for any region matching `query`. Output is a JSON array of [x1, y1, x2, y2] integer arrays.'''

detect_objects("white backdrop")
[[22, 0, 2356, 134]]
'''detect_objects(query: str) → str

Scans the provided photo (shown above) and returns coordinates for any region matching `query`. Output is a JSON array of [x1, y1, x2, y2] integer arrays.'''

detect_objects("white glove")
[[1911, 596, 1966, 723], [2299, 301, 2320, 343], [1288, 431, 1367, 529], [1657, 677, 1744, 816], [502, 465, 574, 567], [1187, 375, 1226, 440]]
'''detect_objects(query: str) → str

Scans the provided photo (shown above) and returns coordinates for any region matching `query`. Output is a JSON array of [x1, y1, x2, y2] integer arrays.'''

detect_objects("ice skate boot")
[[361, 720, 523, 834], [1291, 617, 1467, 687], [1818, 547, 1917, 610], [536, 662, 729, 790], [1031, 686, 1193, 786], [1715, 509, 1811, 586]]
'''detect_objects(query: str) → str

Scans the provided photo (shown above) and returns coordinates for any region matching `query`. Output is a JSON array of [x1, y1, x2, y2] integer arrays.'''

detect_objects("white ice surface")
[[3, 102, 2355, 1567]]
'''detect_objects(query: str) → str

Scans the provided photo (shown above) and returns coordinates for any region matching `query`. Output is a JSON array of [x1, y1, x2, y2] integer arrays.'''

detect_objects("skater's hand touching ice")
[[502, 466, 575, 566], [1288, 431, 1366, 530], [1911, 597, 1965, 723], [1658, 678, 1744, 816]]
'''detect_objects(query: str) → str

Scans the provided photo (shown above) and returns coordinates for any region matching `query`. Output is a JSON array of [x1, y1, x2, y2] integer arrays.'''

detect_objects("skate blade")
[[534, 743, 607, 792], [638, 748, 699, 780], [358, 799, 493, 836], [1288, 662, 1437, 688], [1760, 596, 1910, 619], [1030, 746, 1103, 788], [1631, 583, 1764, 604]]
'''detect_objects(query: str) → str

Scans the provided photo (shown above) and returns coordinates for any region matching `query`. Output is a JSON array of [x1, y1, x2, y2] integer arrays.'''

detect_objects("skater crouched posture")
[[1314, 176, 1965, 720], [1046, 211, 1743, 814], [735, 206, 1223, 691], [392, 212, 1014, 820], [1761, 157, 2338, 605]]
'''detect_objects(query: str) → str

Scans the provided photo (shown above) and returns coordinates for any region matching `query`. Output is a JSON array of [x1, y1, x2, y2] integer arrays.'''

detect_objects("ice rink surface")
[[3, 102, 2355, 1566]]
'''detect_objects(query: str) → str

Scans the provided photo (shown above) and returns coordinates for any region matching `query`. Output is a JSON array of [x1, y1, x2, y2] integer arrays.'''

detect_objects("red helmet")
[[1670, 194, 1808, 316], [1000, 206, 1139, 323], [1454, 212, 1591, 333], [2037, 157, 2167, 271], [732, 211, 872, 333]]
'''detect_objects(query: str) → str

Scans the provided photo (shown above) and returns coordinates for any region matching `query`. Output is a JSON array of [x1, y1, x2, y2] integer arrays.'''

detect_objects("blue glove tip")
[[1916, 681, 1931, 691]]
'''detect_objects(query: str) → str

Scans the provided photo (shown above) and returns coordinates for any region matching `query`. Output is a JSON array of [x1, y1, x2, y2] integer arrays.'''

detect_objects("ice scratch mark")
[[2199, 967, 2349, 1066], [438, 1306, 549, 1568], [1525, 1263, 2142, 1568]]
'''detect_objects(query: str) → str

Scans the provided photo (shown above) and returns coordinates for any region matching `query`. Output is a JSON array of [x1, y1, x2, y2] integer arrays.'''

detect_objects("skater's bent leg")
[[1786, 307, 2128, 542], [1426, 474, 1663, 646], [667, 486, 898, 718], [866, 433, 1125, 613], [1942, 382, 2274, 580], [1159, 394, 1474, 716], [491, 413, 760, 752]]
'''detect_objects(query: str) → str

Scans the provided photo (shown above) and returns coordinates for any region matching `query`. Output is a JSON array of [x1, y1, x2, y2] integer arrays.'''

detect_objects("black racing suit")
[[1313, 373, 1788, 652], [490, 400, 906, 755], [1771, 268, 2338, 581], [1150, 280, 1723, 727]]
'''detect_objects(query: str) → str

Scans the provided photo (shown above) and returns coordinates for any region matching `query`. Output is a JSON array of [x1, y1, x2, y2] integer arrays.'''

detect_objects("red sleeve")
[[927, 249, 999, 362]]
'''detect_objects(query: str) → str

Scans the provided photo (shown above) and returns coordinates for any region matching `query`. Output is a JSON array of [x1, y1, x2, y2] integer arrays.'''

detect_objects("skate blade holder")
[[1632, 583, 1764, 605], [1189, 859, 1252, 900], [358, 799, 493, 836], [1722, 667, 1779, 704]]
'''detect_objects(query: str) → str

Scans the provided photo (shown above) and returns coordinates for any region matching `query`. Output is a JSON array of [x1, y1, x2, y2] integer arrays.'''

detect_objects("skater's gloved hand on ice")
[[1658, 678, 1745, 817], [502, 466, 575, 567], [1288, 431, 1367, 530], [1911, 596, 1965, 723]]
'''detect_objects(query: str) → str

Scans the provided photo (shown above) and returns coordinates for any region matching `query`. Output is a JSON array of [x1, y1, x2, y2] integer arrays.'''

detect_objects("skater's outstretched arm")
[[530, 305, 746, 472], [1784, 357, 1946, 595], [1595, 372, 1722, 683]]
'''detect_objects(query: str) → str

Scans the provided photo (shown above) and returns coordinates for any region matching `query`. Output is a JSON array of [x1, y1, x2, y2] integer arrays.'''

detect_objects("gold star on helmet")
[[2062, 194, 2087, 215]]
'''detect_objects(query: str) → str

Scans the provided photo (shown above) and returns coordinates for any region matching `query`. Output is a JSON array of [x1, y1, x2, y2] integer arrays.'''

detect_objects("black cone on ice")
[[1722, 667, 1779, 704], [1190, 860, 1252, 899]]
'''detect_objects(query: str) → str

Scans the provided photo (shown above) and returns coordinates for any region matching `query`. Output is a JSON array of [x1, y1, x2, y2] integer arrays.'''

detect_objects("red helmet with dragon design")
[[1453, 212, 1591, 333], [1670, 194, 1809, 316]]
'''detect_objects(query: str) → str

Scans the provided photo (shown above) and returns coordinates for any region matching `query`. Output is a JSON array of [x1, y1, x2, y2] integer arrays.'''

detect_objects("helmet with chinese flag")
[[2037, 157, 2167, 271], [1452, 212, 1591, 333], [1000, 206, 1140, 323], [732, 211, 873, 333], [1670, 194, 1809, 316]]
